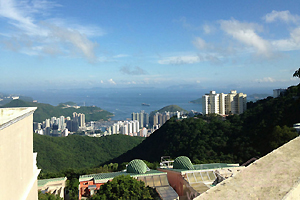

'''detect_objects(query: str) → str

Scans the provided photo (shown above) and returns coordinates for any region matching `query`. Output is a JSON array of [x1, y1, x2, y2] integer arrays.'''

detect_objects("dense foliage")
[[34, 134, 144, 173], [2, 99, 113, 122], [110, 84, 300, 164], [38, 191, 62, 200], [89, 175, 159, 200]]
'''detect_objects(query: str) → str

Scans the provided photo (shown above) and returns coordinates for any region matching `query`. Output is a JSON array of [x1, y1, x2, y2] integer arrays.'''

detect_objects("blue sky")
[[1, 0, 300, 91]]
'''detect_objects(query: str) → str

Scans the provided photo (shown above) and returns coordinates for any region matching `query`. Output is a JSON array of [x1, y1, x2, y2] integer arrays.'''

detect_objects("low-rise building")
[[79, 159, 178, 200], [38, 177, 67, 199]]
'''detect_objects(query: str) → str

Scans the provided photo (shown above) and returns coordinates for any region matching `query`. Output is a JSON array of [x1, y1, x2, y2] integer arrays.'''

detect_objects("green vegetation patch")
[[34, 134, 144, 173], [89, 175, 158, 200]]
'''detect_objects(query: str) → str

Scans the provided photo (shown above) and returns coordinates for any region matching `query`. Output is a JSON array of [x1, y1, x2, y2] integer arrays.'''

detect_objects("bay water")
[[25, 88, 203, 121]]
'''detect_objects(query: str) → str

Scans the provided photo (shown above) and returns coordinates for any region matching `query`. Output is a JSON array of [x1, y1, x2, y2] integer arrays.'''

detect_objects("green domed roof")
[[173, 156, 194, 170], [126, 159, 147, 174]]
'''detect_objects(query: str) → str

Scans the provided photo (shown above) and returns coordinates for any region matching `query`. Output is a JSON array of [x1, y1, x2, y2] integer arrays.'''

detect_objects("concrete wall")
[[283, 181, 300, 200], [0, 107, 39, 200]]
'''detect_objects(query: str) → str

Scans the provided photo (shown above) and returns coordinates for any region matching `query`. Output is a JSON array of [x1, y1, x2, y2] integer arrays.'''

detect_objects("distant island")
[[2, 99, 114, 123], [189, 98, 202, 104], [152, 104, 187, 114]]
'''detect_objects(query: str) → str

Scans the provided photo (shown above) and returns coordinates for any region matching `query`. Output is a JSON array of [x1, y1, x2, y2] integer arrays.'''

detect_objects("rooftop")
[[196, 137, 300, 200], [164, 163, 240, 174], [79, 170, 166, 183], [0, 107, 37, 129], [38, 177, 67, 187]]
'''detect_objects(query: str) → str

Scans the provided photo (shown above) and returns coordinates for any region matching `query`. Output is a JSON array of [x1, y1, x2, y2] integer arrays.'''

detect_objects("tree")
[[89, 175, 158, 200], [293, 68, 300, 78], [38, 191, 63, 200]]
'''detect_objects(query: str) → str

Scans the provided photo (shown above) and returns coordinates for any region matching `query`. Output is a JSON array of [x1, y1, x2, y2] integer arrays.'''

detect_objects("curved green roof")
[[173, 156, 194, 170], [126, 159, 147, 174]]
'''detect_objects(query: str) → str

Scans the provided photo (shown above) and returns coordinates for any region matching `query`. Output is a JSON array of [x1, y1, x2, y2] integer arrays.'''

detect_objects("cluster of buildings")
[[33, 112, 86, 137], [104, 120, 148, 137], [152, 111, 183, 129], [202, 90, 247, 115], [98, 110, 187, 138], [32, 108, 189, 138]]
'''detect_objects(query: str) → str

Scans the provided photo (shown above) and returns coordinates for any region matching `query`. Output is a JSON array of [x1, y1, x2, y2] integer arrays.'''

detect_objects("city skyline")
[[1, 0, 300, 91]]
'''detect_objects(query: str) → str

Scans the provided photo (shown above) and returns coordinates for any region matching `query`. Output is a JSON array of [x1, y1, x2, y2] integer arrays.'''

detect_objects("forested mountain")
[[109, 84, 300, 165], [34, 134, 144, 173], [2, 99, 113, 122]]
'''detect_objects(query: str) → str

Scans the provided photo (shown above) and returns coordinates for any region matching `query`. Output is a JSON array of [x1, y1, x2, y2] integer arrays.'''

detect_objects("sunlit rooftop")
[[0, 107, 37, 127]]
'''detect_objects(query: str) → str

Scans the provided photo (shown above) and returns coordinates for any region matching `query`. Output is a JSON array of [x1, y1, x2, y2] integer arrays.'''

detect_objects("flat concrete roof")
[[0, 107, 37, 128], [38, 177, 67, 187], [80, 170, 167, 183], [160, 163, 240, 174]]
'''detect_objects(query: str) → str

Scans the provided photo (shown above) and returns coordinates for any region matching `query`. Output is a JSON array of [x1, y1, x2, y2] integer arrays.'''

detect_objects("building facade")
[[273, 88, 287, 98], [0, 107, 40, 200], [202, 90, 247, 115]]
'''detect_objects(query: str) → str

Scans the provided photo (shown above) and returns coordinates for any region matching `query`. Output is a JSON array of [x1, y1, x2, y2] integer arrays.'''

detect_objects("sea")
[[20, 87, 272, 121], [23, 88, 203, 121]]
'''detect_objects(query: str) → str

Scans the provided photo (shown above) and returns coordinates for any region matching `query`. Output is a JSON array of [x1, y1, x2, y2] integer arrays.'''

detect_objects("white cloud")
[[264, 10, 300, 24], [193, 37, 207, 50], [100, 80, 103, 83], [176, 17, 201, 31], [158, 55, 200, 65], [271, 27, 300, 51], [0, 0, 102, 62], [43, 22, 98, 62], [113, 54, 129, 58], [255, 77, 275, 83], [219, 19, 272, 57], [108, 79, 116, 85], [203, 24, 215, 34], [124, 81, 136, 85], [291, 27, 300, 43], [120, 66, 147, 75]]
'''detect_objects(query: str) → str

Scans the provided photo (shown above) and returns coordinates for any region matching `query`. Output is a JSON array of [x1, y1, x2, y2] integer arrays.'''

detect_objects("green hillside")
[[155, 104, 187, 113], [110, 84, 300, 165], [2, 99, 113, 122], [33, 134, 144, 173]]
